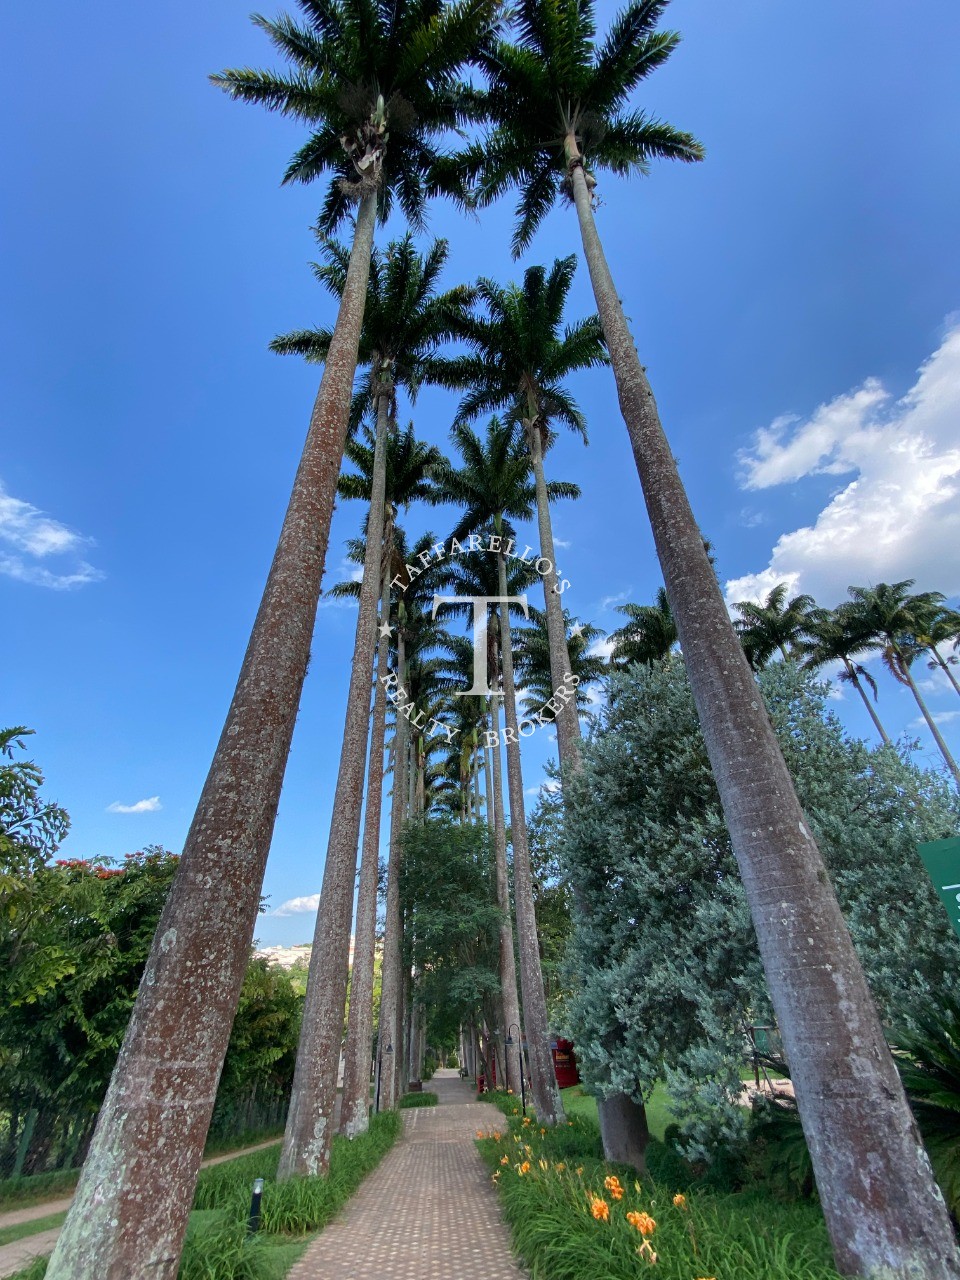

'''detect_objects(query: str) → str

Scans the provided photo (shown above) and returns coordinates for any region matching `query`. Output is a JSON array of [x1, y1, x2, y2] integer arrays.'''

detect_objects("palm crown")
[[211, 0, 498, 231], [452, 0, 704, 253], [272, 234, 474, 424], [440, 254, 607, 442], [433, 417, 580, 539]]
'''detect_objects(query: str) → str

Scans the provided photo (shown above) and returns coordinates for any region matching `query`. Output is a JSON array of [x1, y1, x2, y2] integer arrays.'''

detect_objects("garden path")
[[287, 1069, 523, 1280]]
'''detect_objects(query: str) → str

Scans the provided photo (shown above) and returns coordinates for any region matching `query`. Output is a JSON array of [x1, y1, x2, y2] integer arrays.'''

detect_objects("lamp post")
[[505, 1022, 525, 1114], [375, 1042, 393, 1114]]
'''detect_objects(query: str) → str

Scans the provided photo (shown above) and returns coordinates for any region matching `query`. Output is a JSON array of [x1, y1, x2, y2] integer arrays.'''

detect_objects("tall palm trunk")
[[279, 377, 391, 1178], [526, 412, 649, 1164], [488, 687, 523, 1097], [524, 416, 581, 767], [340, 539, 393, 1139], [496, 543, 564, 1125], [896, 651, 960, 786], [44, 191, 377, 1280], [843, 658, 891, 746], [566, 141, 960, 1279], [377, 628, 408, 1110]]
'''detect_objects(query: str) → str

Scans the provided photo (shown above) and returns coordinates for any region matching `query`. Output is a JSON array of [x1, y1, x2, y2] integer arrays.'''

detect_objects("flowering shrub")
[[474, 1096, 844, 1280]]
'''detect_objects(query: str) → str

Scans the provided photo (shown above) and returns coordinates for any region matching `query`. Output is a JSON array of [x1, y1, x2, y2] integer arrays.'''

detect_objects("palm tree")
[[441, 537, 542, 1098], [47, 5, 496, 1274], [267, 235, 470, 1176], [433, 418, 576, 1124], [800, 607, 892, 747], [439, 256, 606, 774], [731, 583, 817, 670], [377, 530, 451, 1109], [514, 606, 606, 718], [609, 587, 677, 668], [327, 429, 446, 1140], [913, 603, 960, 700], [843, 582, 960, 788], [455, 1, 960, 1270]]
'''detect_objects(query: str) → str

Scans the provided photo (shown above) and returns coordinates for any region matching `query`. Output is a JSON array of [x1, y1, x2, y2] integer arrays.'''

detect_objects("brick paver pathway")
[[287, 1069, 523, 1280]]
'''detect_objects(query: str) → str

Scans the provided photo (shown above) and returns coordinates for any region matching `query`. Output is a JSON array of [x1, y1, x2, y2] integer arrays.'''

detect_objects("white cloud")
[[269, 893, 322, 917], [589, 636, 616, 661], [910, 709, 960, 730], [739, 508, 766, 529], [0, 480, 103, 589], [598, 590, 631, 612], [727, 322, 960, 606], [553, 536, 572, 549], [107, 796, 162, 814]]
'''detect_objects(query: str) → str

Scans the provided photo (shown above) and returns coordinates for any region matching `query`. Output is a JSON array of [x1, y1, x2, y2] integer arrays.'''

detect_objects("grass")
[[398, 1091, 438, 1108], [558, 1083, 675, 1142], [0, 1126, 286, 1213], [475, 1095, 843, 1280], [0, 1212, 68, 1248], [6, 1112, 403, 1279]]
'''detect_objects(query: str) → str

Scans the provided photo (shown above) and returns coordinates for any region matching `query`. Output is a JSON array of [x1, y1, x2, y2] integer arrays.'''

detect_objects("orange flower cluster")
[[626, 1210, 656, 1237], [672, 1193, 687, 1210], [589, 1196, 610, 1222], [604, 1174, 624, 1200], [519, 1161, 531, 1175]]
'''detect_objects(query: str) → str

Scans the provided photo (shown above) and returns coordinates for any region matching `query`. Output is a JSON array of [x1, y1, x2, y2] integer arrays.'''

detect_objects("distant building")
[[254, 938, 356, 969]]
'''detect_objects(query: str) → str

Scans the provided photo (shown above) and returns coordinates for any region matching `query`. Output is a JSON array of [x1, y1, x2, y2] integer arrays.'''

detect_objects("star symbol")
[[569, 621, 586, 640], [378, 619, 394, 639]]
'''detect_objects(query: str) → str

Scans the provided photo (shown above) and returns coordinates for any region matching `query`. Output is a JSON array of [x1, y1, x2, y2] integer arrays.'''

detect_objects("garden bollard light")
[[248, 1177, 264, 1233]]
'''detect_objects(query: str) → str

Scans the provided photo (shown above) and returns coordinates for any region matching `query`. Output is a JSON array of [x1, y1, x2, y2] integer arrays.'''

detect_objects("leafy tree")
[[213, 957, 302, 1135], [459, 2, 959, 1263], [0, 727, 69, 886], [563, 660, 960, 1167], [1, 844, 301, 1177], [399, 819, 502, 1051]]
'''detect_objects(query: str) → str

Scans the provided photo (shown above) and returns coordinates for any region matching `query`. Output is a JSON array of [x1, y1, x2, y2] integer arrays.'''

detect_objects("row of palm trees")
[[611, 578, 960, 782], [46, 2, 960, 1278]]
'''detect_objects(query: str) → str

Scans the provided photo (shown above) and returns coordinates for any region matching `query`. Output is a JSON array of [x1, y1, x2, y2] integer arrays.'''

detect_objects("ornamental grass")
[[476, 1106, 844, 1280]]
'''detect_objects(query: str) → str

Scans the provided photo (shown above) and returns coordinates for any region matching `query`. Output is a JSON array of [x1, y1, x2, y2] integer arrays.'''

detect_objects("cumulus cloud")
[[588, 635, 616, 661], [269, 893, 321, 917], [0, 481, 103, 589], [727, 322, 960, 606], [107, 796, 162, 814]]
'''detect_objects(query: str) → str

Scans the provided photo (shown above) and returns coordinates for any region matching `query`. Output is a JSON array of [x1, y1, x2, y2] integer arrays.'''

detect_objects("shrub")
[[892, 998, 960, 1217]]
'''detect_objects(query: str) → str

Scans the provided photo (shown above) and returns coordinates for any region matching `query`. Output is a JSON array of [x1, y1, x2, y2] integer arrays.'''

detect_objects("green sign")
[[917, 836, 960, 942]]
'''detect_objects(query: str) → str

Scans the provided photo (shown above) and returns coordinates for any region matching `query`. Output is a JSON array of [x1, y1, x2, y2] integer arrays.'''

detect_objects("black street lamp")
[[504, 1022, 525, 1113], [375, 1042, 393, 1114]]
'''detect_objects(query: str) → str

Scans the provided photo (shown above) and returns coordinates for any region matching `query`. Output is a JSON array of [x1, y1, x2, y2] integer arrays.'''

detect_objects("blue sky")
[[3, 0, 959, 945]]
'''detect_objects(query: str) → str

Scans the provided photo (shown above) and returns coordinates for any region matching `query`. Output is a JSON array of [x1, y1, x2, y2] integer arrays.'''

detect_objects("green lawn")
[[0, 1213, 68, 1248], [560, 1082, 674, 1141]]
